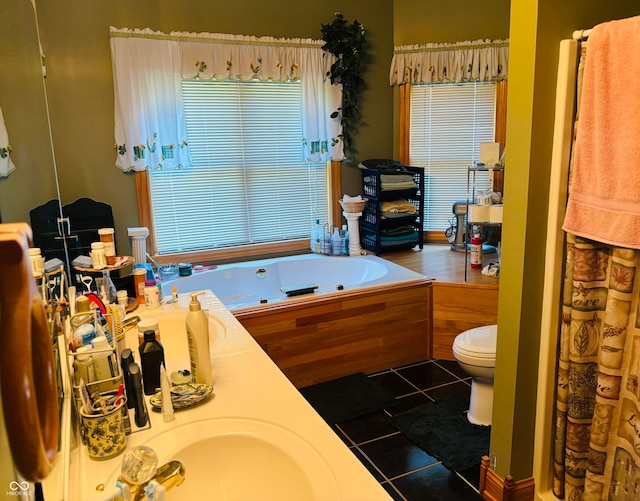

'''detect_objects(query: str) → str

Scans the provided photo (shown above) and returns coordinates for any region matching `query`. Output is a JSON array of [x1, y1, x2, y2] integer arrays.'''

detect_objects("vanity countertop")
[[62, 292, 392, 500]]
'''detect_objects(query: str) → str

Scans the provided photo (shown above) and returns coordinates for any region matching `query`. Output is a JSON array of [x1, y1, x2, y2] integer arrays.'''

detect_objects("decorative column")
[[127, 227, 149, 266], [339, 198, 368, 256]]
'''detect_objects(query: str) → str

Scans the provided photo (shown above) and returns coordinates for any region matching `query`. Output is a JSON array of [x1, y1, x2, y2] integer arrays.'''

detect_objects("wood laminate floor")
[[380, 243, 501, 287]]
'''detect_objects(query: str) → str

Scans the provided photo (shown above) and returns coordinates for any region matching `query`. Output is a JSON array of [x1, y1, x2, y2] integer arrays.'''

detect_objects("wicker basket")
[[339, 198, 368, 213]]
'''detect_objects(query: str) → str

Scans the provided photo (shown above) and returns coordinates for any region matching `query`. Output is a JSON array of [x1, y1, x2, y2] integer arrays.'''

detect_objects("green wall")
[[0, 0, 395, 254]]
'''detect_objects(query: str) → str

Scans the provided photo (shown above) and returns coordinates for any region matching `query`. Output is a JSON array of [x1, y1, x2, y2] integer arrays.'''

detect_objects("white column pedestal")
[[343, 211, 363, 256], [128, 227, 149, 266]]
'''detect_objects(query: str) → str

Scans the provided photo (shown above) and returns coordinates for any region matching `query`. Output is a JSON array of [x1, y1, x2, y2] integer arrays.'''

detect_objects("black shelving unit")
[[359, 165, 424, 254]]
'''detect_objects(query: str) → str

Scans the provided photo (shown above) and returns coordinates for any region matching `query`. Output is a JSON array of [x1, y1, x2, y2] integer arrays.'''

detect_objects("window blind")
[[148, 79, 328, 255], [409, 82, 496, 231]]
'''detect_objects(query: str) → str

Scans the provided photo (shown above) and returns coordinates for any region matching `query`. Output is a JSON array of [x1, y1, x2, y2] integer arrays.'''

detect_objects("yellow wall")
[[394, 0, 640, 483], [0, 0, 395, 253], [495, 0, 640, 481]]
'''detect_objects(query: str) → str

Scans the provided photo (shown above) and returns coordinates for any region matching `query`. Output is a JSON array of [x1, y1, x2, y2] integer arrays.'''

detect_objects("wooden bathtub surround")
[[234, 279, 432, 388], [480, 456, 535, 501]]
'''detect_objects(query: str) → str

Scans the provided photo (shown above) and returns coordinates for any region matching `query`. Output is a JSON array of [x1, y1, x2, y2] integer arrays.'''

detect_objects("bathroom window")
[[147, 79, 329, 256], [409, 82, 496, 231]]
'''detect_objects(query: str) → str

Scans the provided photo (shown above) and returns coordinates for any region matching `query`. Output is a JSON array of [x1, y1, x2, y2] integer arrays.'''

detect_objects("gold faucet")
[[112, 460, 185, 501]]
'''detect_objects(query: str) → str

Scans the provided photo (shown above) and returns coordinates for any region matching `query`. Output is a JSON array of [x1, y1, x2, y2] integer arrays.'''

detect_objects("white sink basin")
[[108, 418, 340, 500]]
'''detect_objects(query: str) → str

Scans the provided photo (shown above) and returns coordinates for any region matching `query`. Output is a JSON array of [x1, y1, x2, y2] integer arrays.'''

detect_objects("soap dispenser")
[[185, 292, 213, 386]]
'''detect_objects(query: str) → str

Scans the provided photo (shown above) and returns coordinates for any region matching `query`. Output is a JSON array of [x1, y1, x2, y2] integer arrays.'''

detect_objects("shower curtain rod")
[[572, 28, 592, 40]]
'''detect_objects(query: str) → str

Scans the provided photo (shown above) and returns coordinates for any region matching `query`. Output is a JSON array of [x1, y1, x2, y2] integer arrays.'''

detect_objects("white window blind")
[[409, 82, 496, 231], [148, 79, 329, 255]]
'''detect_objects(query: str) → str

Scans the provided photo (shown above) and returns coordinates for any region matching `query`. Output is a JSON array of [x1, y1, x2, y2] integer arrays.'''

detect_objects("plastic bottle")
[[144, 279, 160, 309], [90, 242, 107, 270], [133, 268, 147, 305], [98, 227, 116, 265], [92, 335, 117, 391], [120, 348, 135, 409], [341, 225, 349, 255], [74, 345, 96, 386], [310, 219, 323, 253], [139, 330, 165, 395], [322, 228, 332, 255], [470, 230, 483, 269], [160, 365, 175, 422], [331, 227, 343, 255], [127, 363, 148, 427], [185, 291, 213, 386]]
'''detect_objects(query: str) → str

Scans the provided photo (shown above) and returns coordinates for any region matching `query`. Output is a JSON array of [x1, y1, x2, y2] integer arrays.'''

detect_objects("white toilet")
[[452, 324, 497, 426]]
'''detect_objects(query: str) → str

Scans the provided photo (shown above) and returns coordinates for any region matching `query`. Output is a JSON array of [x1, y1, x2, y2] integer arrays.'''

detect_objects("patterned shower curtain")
[[553, 44, 640, 501]]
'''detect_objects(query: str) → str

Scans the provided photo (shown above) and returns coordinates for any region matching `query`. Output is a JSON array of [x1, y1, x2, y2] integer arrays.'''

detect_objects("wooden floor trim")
[[480, 456, 535, 501]]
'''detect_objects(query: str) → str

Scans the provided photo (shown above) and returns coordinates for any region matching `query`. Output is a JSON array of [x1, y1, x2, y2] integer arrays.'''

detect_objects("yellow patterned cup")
[[81, 398, 127, 460]]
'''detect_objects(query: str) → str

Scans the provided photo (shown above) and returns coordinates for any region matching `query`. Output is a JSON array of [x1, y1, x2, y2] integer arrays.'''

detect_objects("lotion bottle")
[[185, 292, 213, 386]]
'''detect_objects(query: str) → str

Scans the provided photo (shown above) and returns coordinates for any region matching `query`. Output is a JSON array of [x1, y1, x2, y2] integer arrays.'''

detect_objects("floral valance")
[[109, 27, 342, 172], [175, 31, 329, 82], [390, 39, 509, 86]]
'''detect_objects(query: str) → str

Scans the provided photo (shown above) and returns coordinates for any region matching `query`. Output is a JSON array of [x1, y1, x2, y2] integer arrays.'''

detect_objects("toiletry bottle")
[[322, 228, 332, 255], [74, 345, 96, 386], [120, 348, 135, 409], [341, 224, 349, 255], [76, 294, 90, 313], [185, 292, 213, 386], [144, 279, 160, 309], [127, 363, 149, 427], [139, 330, 165, 395], [160, 365, 175, 422], [94, 308, 113, 344], [331, 227, 343, 255], [310, 219, 322, 253], [92, 335, 117, 390]]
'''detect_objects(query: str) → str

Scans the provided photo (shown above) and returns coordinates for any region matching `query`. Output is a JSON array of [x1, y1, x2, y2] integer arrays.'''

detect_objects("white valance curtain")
[[389, 38, 509, 86], [110, 27, 342, 172], [0, 106, 16, 178]]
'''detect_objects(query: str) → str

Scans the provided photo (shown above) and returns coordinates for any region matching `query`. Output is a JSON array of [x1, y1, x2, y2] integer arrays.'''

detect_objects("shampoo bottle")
[[341, 225, 349, 255], [185, 292, 213, 386], [139, 330, 165, 395], [310, 219, 322, 253], [331, 227, 343, 255]]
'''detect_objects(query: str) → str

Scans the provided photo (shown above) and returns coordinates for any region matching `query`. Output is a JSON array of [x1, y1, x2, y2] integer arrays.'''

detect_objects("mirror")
[[0, 0, 60, 226]]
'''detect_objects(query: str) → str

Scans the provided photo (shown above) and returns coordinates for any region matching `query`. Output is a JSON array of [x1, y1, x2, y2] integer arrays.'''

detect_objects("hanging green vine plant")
[[321, 12, 368, 161]]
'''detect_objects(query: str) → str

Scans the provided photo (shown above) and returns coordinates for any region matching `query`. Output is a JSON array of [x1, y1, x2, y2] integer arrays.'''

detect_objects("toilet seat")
[[453, 324, 497, 367]]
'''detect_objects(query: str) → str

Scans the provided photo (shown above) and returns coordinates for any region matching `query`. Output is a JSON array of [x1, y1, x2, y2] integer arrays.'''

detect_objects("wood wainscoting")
[[382, 246, 500, 361], [233, 279, 432, 388], [432, 282, 499, 360]]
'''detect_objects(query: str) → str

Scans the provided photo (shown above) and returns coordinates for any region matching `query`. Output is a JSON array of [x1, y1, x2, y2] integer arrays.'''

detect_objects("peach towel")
[[563, 15, 640, 249]]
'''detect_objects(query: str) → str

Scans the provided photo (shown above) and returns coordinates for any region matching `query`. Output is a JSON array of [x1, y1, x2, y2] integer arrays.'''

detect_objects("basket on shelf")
[[339, 197, 368, 213]]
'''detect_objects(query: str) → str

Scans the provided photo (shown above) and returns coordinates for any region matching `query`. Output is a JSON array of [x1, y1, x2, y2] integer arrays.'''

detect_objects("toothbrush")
[[114, 383, 125, 407], [79, 378, 93, 414]]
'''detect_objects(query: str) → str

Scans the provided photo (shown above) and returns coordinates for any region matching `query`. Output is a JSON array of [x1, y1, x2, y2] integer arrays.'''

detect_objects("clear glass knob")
[[120, 445, 159, 485]]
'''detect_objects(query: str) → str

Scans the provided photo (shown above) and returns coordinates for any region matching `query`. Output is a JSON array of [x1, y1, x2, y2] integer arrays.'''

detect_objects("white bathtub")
[[161, 254, 425, 311]]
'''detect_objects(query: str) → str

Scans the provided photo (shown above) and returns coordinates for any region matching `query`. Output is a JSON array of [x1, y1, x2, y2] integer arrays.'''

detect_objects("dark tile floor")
[[328, 359, 485, 501]]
